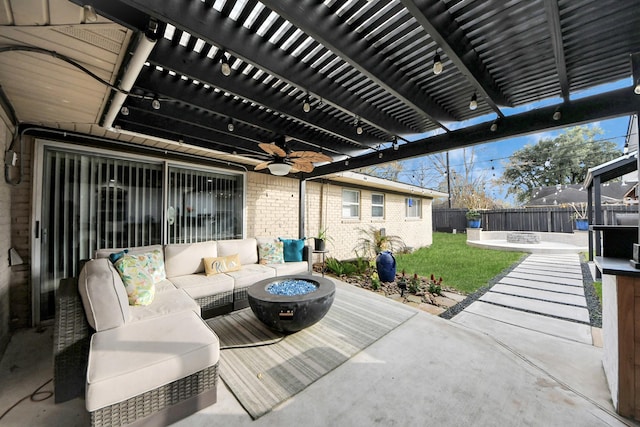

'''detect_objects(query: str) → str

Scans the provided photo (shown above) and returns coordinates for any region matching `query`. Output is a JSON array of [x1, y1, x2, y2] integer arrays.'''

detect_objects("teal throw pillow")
[[279, 238, 306, 262]]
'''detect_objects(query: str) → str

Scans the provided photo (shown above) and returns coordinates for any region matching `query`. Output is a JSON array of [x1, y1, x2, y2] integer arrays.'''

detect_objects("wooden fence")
[[433, 205, 639, 233]]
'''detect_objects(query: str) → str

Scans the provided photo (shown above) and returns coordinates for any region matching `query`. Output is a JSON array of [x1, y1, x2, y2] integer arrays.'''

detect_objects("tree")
[[402, 147, 499, 209], [499, 126, 622, 204], [357, 161, 404, 181]]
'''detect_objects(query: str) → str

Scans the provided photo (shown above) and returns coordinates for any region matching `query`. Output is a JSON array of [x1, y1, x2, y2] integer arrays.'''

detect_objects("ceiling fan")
[[254, 137, 332, 175]]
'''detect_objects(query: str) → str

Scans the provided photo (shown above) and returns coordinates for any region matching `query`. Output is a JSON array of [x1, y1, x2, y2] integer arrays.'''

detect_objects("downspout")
[[101, 24, 158, 130]]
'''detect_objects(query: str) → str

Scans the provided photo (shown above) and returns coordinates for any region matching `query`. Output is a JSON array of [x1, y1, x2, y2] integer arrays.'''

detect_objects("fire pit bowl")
[[247, 275, 335, 333]]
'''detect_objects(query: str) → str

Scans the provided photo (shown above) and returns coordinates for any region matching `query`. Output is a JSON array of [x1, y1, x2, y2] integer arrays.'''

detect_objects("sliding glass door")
[[37, 147, 163, 322], [35, 144, 246, 323]]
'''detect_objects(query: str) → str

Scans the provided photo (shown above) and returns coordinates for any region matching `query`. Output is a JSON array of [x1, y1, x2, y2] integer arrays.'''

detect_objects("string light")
[[433, 50, 443, 75], [303, 94, 311, 113], [220, 51, 231, 76], [469, 93, 478, 110]]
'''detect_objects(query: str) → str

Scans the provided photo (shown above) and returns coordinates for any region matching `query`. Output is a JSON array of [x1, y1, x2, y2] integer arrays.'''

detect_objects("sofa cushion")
[[164, 241, 218, 277], [258, 241, 284, 264], [85, 310, 219, 412], [279, 238, 306, 262], [78, 259, 130, 331], [203, 254, 242, 275], [114, 254, 157, 306], [217, 238, 258, 265], [265, 261, 310, 276], [169, 273, 234, 300], [129, 288, 200, 322], [223, 263, 276, 289]]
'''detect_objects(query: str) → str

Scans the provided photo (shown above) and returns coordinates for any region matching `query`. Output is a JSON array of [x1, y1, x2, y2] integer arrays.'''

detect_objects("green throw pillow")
[[279, 238, 305, 262]]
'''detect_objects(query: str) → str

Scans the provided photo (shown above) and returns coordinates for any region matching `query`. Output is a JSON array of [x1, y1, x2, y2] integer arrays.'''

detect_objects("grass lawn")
[[396, 232, 525, 294], [593, 281, 602, 303]]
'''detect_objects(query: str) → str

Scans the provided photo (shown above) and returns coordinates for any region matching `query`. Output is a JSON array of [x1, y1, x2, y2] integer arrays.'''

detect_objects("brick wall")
[[304, 180, 434, 261], [9, 136, 32, 330], [245, 172, 301, 239], [0, 111, 16, 356]]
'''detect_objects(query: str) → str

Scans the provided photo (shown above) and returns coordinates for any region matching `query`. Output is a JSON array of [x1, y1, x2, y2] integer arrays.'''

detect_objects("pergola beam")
[[131, 68, 358, 156], [308, 88, 640, 177], [260, 0, 455, 128], [94, 0, 417, 136], [148, 39, 378, 149], [400, 0, 511, 116], [543, 0, 570, 102]]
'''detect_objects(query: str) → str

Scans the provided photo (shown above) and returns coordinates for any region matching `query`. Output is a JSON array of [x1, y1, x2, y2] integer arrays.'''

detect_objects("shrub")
[[428, 274, 443, 295], [408, 273, 421, 293]]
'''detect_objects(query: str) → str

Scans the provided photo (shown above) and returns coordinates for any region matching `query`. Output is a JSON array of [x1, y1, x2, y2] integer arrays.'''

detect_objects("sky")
[[395, 78, 635, 204]]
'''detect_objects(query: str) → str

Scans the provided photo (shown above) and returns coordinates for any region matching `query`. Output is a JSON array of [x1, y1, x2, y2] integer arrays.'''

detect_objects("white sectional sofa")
[[70, 237, 311, 426]]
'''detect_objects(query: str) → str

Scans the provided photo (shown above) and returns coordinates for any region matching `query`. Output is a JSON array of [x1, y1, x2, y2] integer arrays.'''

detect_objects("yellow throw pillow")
[[203, 254, 241, 276]]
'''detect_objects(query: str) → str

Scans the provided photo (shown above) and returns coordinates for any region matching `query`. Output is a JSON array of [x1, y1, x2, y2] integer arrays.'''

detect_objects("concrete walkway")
[[453, 252, 596, 347]]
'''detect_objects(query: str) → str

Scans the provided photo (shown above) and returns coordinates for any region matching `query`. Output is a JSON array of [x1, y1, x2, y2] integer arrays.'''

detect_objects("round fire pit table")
[[247, 275, 335, 333]]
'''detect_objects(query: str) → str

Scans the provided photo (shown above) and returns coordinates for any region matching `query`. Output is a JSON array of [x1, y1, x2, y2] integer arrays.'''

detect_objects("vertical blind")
[[167, 166, 244, 243], [40, 148, 162, 321]]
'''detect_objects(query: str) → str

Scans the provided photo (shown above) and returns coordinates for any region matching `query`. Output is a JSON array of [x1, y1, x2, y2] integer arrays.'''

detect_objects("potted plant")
[[313, 228, 331, 251], [570, 203, 589, 231], [354, 226, 405, 283], [466, 209, 482, 228]]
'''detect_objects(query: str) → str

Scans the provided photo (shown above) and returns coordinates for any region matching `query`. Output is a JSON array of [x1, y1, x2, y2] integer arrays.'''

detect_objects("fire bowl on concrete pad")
[[247, 275, 335, 333]]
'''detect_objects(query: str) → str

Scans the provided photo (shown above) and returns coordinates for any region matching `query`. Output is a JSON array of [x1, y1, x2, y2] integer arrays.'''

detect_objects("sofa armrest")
[[303, 245, 312, 272]]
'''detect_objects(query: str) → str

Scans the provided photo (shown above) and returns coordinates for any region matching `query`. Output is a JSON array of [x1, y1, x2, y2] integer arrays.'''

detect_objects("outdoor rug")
[[206, 283, 417, 419]]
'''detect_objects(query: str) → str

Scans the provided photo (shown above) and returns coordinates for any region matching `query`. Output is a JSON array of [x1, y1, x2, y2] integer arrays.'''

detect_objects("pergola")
[[2, 0, 640, 177]]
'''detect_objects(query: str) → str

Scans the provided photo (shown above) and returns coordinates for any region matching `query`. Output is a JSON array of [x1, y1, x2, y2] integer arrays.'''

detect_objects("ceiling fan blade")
[[254, 161, 272, 171], [289, 151, 332, 163], [259, 142, 286, 158], [291, 159, 314, 173]]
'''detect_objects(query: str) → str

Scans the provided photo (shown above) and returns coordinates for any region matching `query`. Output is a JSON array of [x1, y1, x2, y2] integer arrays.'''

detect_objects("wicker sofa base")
[[196, 290, 234, 319], [90, 363, 219, 427]]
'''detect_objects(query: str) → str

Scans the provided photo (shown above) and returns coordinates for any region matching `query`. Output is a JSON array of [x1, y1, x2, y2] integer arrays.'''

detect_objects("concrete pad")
[[499, 277, 585, 295], [515, 264, 583, 277], [450, 311, 617, 416], [507, 271, 584, 287], [183, 312, 623, 427], [517, 260, 582, 272], [467, 239, 586, 254], [454, 301, 593, 345], [491, 284, 587, 306], [479, 292, 590, 323]]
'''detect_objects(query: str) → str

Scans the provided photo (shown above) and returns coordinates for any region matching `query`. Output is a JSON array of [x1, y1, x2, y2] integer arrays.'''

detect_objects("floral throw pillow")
[[114, 254, 156, 306], [258, 241, 285, 265], [203, 254, 242, 276], [145, 249, 167, 283]]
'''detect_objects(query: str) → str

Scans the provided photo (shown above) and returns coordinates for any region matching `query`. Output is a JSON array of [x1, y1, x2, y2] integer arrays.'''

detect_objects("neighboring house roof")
[[527, 183, 630, 206], [318, 171, 448, 199]]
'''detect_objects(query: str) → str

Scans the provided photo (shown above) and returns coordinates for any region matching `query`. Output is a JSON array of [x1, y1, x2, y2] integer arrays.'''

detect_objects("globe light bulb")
[[469, 93, 478, 110], [433, 53, 443, 75]]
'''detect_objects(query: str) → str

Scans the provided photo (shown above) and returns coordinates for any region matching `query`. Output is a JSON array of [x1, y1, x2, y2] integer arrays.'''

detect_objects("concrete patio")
[[1, 265, 636, 427]]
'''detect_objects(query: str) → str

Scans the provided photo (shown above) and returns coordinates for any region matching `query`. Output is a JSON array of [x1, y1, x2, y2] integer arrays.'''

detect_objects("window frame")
[[342, 189, 361, 219], [405, 197, 422, 218], [371, 193, 385, 219]]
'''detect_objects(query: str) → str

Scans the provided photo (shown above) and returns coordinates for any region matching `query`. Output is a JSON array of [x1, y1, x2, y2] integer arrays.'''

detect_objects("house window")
[[342, 189, 360, 218], [406, 197, 422, 218], [372, 193, 384, 218]]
